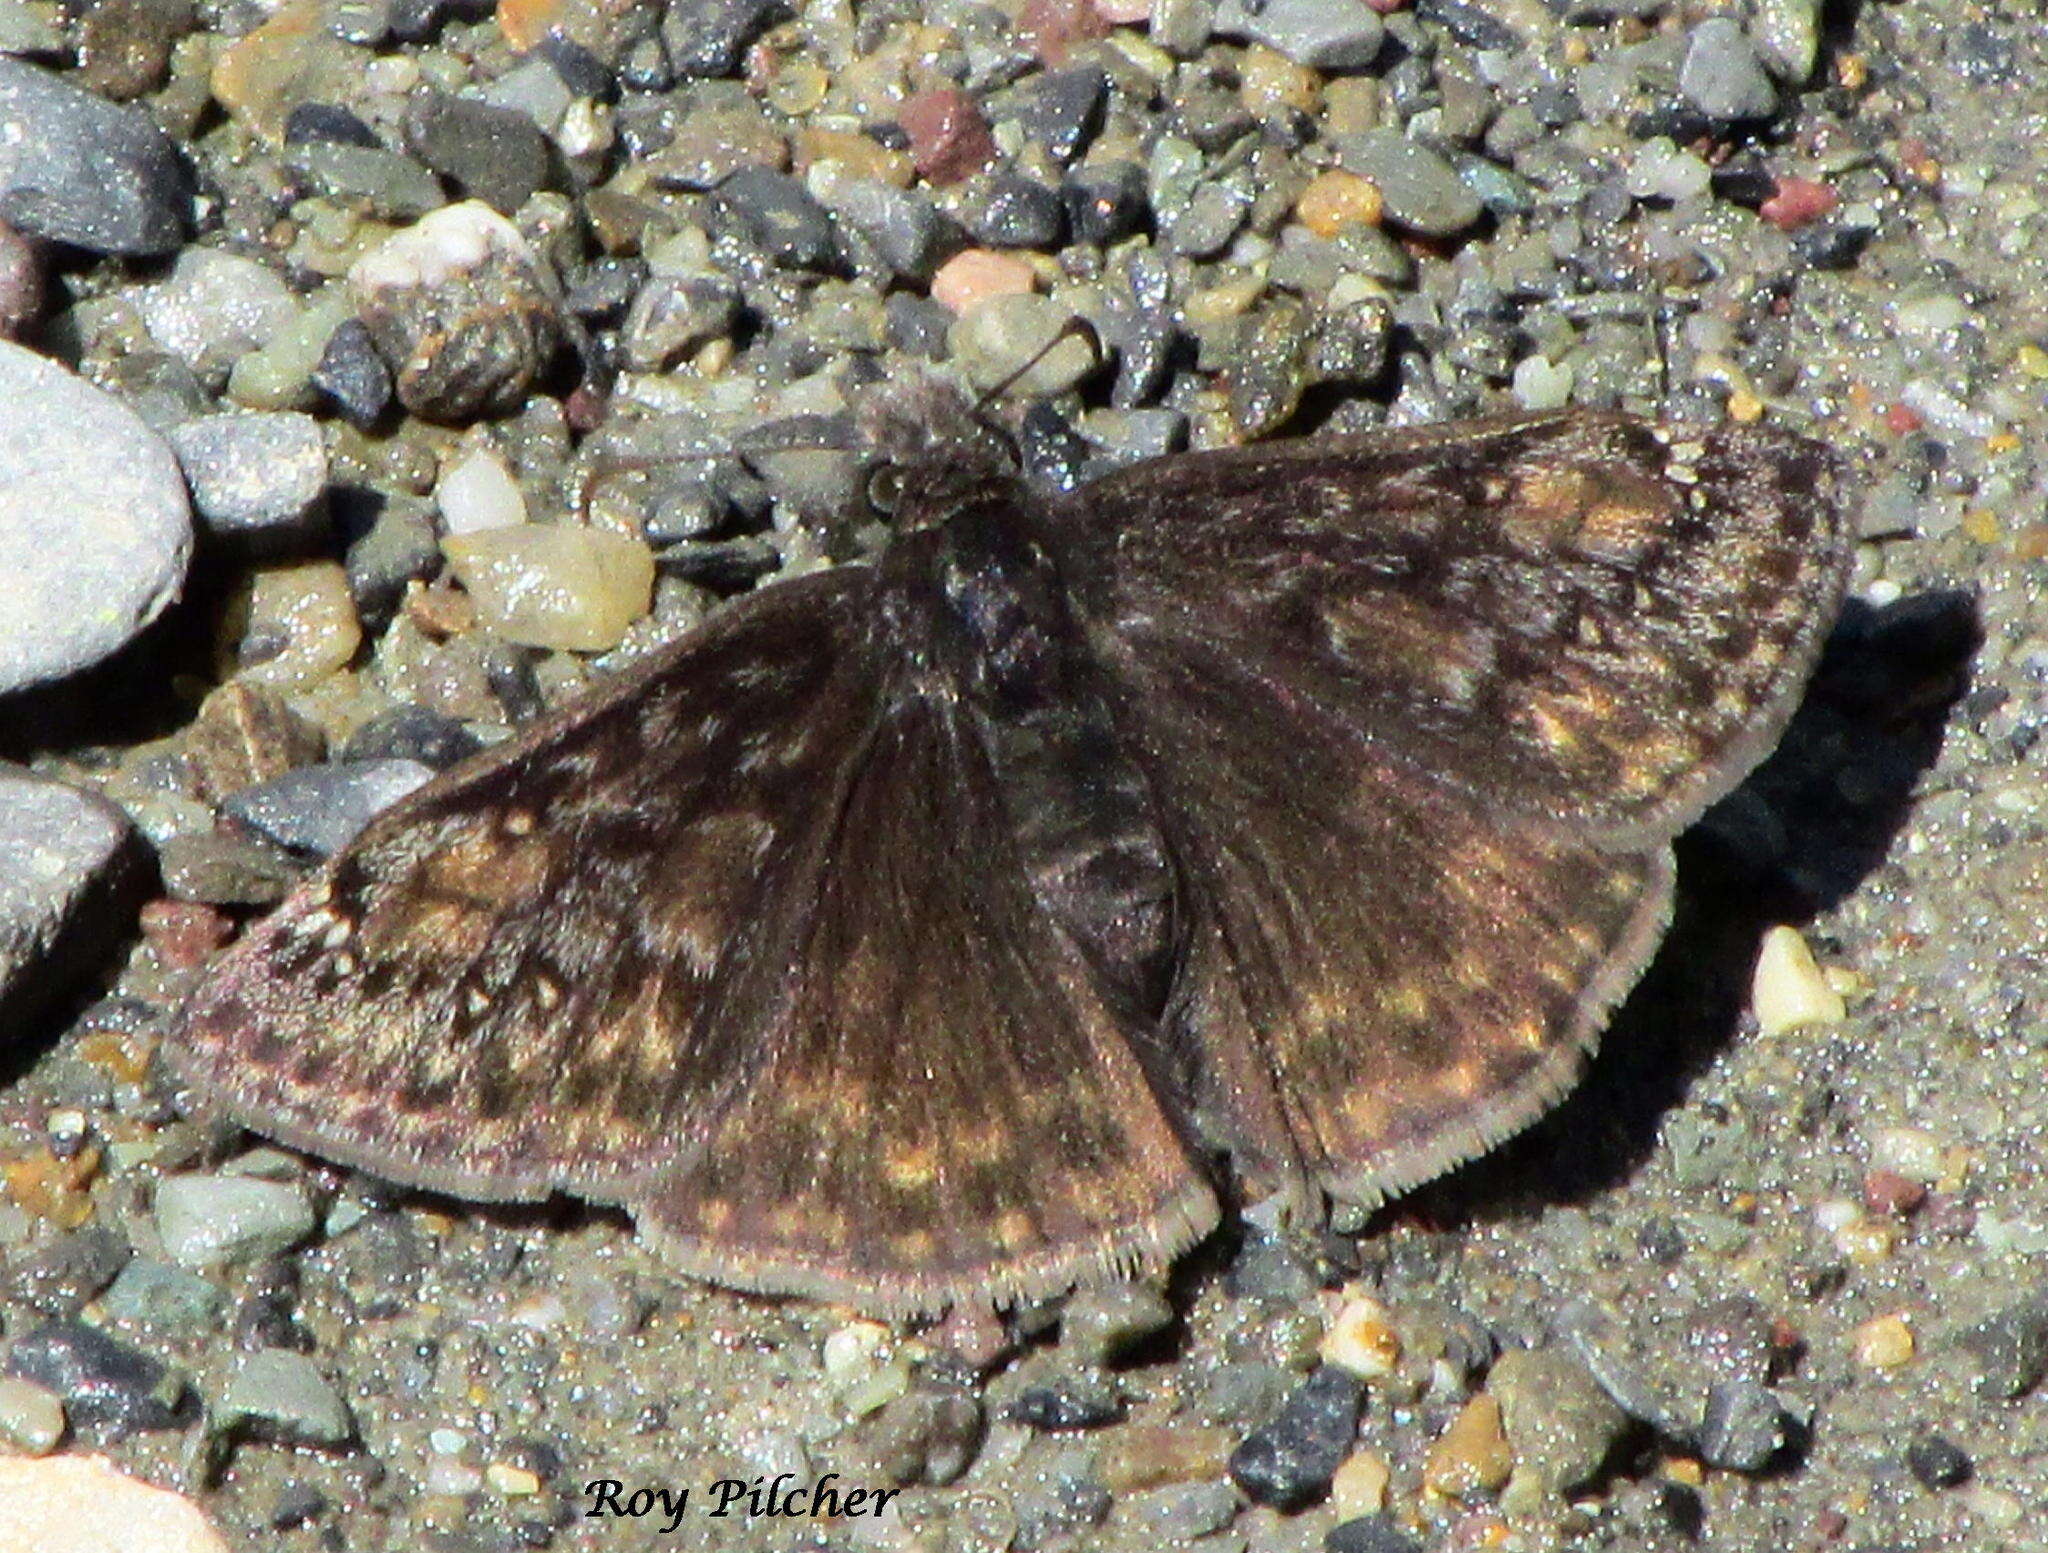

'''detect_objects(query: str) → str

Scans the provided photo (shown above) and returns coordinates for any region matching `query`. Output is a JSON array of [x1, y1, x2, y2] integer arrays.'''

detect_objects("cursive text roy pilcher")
[[586, 1474, 901, 1533]]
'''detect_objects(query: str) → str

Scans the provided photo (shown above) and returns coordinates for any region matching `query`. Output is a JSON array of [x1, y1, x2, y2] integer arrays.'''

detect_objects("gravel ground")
[[1, 0, 2046, 1549]]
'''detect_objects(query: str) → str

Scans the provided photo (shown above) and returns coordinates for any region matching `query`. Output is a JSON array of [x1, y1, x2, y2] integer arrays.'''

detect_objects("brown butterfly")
[[167, 388, 1852, 1315]]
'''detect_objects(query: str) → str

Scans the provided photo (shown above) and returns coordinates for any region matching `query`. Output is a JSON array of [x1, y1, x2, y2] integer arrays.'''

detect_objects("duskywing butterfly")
[[167, 386, 1852, 1315]]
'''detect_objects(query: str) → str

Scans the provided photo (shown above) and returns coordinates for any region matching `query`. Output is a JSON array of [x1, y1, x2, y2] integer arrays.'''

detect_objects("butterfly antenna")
[[969, 316, 1101, 422]]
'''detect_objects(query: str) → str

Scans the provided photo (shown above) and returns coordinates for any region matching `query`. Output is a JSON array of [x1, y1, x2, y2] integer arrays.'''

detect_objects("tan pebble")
[[795, 128, 915, 188], [1867, 1125, 1944, 1184], [209, 0, 355, 144], [1090, 1424, 1235, 1491], [0, 1454, 229, 1551], [1751, 925, 1846, 1036], [443, 526, 654, 652], [1295, 169, 1385, 237], [232, 560, 362, 692], [494, 0, 563, 50], [1240, 44, 1320, 116], [1425, 1393, 1513, 1501], [0, 1377, 65, 1455], [485, 1462, 542, 1496], [931, 248, 1039, 314], [1833, 1216, 1897, 1265], [1852, 1313, 1915, 1369], [1329, 1449, 1390, 1516], [1320, 1293, 1403, 1380]]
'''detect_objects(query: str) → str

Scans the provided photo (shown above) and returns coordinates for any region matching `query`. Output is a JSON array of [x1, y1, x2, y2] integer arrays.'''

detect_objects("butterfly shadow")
[[1398, 587, 1982, 1227]]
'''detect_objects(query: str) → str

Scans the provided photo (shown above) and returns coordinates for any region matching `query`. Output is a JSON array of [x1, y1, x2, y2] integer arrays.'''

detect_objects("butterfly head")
[[856, 376, 1021, 534]]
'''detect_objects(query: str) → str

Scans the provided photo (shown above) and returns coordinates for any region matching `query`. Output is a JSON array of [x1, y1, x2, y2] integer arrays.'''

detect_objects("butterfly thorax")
[[871, 471, 1182, 1028]]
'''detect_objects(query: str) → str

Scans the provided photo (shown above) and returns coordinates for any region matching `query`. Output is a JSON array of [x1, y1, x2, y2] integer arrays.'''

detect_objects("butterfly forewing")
[[1070, 413, 1851, 846]]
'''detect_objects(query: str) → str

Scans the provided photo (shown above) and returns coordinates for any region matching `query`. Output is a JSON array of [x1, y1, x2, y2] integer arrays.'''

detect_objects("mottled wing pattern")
[[634, 683, 1217, 1312], [1077, 414, 1851, 846], [1065, 413, 1849, 1203], [170, 570, 884, 1199]]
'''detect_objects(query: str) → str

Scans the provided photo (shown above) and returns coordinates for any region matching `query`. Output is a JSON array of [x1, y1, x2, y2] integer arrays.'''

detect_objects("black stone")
[[283, 102, 382, 149], [1793, 218, 1875, 272], [1638, 1216, 1687, 1266], [710, 166, 839, 271], [566, 256, 649, 323], [966, 173, 1066, 249], [3, 1320, 186, 1437], [404, 94, 556, 215], [1014, 66, 1106, 166], [1710, 152, 1777, 208], [537, 33, 615, 101], [1904, 1432, 1971, 1490], [662, 0, 789, 79], [1964, 1300, 2048, 1398], [270, 1481, 328, 1530], [340, 703, 485, 769], [1009, 1372, 1123, 1430], [1326, 1514, 1423, 1553], [1228, 1366, 1364, 1511], [1063, 160, 1148, 245], [312, 318, 393, 429]]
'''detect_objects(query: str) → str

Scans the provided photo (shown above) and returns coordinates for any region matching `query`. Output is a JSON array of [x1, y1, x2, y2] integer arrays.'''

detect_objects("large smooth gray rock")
[[0, 341, 193, 693]]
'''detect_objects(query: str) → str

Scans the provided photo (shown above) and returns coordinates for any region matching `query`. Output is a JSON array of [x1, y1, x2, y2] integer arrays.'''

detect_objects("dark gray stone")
[[312, 318, 394, 428], [3, 1320, 187, 1437], [662, 0, 789, 78], [711, 166, 839, 271], [168, 412, 329, 544], [964, 173, 1065, 249], [0, 771, 141, 1031], [1063, 161, 1148, 244], [339, 703, 484, 769], [1228, 1366, 1364, 1510], [223, 758, 436, 856], [405, 94, 557, 215], [0, 57, 191, 254]]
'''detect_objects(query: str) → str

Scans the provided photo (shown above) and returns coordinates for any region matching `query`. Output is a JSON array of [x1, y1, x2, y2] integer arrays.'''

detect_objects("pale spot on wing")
[[502, 809, 536, 837], [1384, 983, 1432, 1024], [696, 1199, 733, 1233], [883, 1141, 939, 1189], [994, 1209, 1037, 1251]]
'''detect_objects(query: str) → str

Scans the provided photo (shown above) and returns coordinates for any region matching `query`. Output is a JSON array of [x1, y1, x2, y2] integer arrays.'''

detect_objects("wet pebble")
[[444, 524, 654, 652], [436, 442, 528, 533], [338, 703, 483, 769], [1904, 1432, 1971, 1490], [1424, 1393, 1514, 1501], [1213, 0, 1383, 69], [1058, 1280, 1175, 1366], [1228, 1365, 1363, 1511], [1488, 1345, 1628, 1495], [1960, 1298, 2048, 1398], [0, 1375, 65, 1454], [1327, 1514, 1422, 1553], [0, 342, 191, 692], [0, 770, 140, 1044], [1753, 924, 1846, 1034], [222, 758, 436, 857], [100, 1259, 229, 1332], [858, 1383, 984, 1486], [168, 412, 329, 545], [2, 1320, 186, 1436], [1011, 1368, 1124, 1430], [1012, 1449, 1110, 1548], [1335, 130, 1484, 236], [1063, 160, 1149, 244], [348, 201, 563, 425], [0, 57, 191, 254], [311, 319, 394, 428], [964, 172, 1065, 249], [1120, 1480, 1239, 1541], [1679, 17, 1779, 123], [1091, 1423, 1235, 1490], [1696, 1380, 1787, 1472], [948, 292, 1098, 395], [2, 1224, 129, 1318], [662, 0, 786, 79], [620, 274, 741, 372], [712, 166, 840, 271], [283, 140, 445, 221], [154, 1173, 317, 1271], [138, 248, 300, 382], [807, 162, 950, 281], [217, 1349, 356, 1446], [406, 94, 556, 215]]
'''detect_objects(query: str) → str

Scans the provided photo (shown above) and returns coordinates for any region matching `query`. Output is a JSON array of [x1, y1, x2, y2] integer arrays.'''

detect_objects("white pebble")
[[437, 443, 528, 534], [1751, 925, 1846, 1036]]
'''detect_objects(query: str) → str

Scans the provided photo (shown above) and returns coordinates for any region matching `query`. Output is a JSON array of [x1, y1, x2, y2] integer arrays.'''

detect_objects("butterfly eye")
[[867, 463, 906, 514]]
